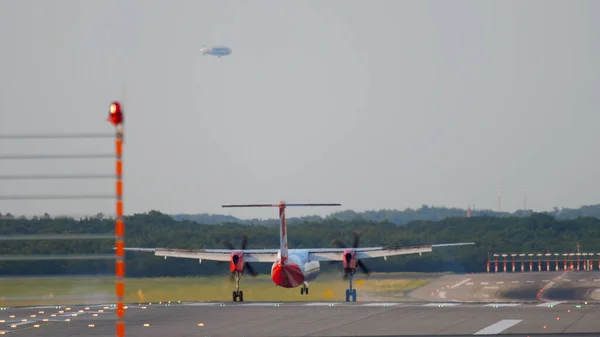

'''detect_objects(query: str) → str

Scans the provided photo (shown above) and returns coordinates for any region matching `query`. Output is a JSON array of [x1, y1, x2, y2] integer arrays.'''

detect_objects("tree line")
[[172, 203, 600, 225], [0, 210, 598, 277]]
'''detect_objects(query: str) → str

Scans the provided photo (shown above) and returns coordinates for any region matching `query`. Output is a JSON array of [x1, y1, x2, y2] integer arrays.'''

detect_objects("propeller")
[[221, 233, 257, 278], [331, 231, 370, 277]]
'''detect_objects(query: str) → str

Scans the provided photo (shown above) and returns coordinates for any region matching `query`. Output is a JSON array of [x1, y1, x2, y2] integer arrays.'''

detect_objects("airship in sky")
[[200, 45, 232, 58]]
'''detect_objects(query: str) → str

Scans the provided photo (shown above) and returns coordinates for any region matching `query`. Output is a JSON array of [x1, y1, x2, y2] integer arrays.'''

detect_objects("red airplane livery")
[[125, 201, 474, 302]]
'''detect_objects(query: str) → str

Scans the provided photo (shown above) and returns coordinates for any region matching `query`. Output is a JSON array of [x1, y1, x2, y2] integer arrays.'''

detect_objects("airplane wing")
[[307, 242, 475, 261], [123, 247, 280, 262]]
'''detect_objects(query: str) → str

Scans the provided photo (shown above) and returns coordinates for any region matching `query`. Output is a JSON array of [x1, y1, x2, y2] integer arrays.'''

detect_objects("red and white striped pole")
[[109, 101, 125, 337]]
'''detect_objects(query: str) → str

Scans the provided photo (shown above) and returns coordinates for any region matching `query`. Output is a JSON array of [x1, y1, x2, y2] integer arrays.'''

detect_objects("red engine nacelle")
[[229, 251, 244, 272], [342, 249, 357, 270]]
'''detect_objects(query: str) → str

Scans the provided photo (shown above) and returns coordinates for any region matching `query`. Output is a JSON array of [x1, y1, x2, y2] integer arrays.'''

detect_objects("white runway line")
[[422, 303, 460, 307], [180, 303, 222, 306], [237, 302, 282, 306], [526, 280, 535, 283], [304, 303, 338, 306], [480, 282, 489, 285], [361, 303, 399, 307], [496, 281, 504, 284], [483, 303, 521, 307], [451, 278, 472, 288], [537, 301, 564, 307], [473, 319, 522, 335]]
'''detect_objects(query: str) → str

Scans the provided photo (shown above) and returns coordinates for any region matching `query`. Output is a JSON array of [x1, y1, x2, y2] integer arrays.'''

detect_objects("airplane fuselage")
[[270, 249, 320, 288]]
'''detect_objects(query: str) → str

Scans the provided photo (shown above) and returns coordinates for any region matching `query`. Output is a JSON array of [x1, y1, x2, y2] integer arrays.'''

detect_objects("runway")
[[1, 300, 599, 336], [2, 271, 600, 336]]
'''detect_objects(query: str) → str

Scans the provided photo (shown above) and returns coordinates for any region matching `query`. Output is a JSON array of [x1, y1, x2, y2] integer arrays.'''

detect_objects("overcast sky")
[[0, 0, 598, 219]]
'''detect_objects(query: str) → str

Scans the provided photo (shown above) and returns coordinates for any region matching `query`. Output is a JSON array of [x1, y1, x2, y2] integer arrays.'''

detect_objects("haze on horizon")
[[0, 1, 598, 220]]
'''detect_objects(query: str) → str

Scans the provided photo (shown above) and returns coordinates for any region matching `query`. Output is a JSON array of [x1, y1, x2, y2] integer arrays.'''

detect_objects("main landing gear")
[[300, 283, 309, 295], [345, 271, 357, 302], [232, 271, 244, 302]]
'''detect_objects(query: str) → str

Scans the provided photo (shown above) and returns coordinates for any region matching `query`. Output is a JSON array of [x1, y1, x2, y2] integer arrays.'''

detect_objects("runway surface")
[[2, 271, 600, 336], [1, 300, 600, 336]]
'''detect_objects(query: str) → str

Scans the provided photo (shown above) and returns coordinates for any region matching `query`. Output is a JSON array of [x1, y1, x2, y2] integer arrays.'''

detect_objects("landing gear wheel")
[[232, 290, 244, 302], [352, 289, 357, 302], [300, 285, 309, 295], [305, 287, 309, 295], [301, 287, 304, 295]]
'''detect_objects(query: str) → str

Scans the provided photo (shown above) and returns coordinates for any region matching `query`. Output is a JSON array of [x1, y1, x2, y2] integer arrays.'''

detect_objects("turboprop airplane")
[[124, 201, 475, 302]]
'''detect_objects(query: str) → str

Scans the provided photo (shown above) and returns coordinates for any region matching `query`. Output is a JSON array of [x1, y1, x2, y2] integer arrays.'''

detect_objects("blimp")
[[200, 45, 232, 58]]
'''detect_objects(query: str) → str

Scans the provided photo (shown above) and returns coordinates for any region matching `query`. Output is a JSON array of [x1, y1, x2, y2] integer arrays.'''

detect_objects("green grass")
[[0, 273, 434, 306]]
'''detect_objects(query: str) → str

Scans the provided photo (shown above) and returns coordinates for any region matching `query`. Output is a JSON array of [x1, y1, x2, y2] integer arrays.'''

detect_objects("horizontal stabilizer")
[[222, 203, 341, 208]]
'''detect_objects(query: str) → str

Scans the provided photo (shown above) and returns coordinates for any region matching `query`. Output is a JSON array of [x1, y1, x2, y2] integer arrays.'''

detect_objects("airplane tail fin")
[[222, 202, 341, 262]]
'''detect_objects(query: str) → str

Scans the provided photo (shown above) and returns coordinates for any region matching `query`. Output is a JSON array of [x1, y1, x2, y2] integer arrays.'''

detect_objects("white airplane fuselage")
[[270, 249, 320, 288]]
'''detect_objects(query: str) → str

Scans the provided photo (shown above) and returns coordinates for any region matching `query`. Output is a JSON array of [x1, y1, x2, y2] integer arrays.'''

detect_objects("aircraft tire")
[[352, 289, 357, 302], [239, 291, 244, 302], [232, 291, 237, 302]]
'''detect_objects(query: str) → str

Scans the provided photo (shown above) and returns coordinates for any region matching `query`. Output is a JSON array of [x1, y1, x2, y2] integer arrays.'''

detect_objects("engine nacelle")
[[342, 249, 357, 270], [229, 251, 244, 272]]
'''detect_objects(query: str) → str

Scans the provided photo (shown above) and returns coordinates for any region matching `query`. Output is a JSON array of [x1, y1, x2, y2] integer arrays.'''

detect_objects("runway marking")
[[180, 303, 222, 306], [473, 319, 522, 335], [480, 282, 489, 285], [466, 282, 474, 285], [484, 286, 499, 289], [237, 302, 282, 306], [537, 301, 564, 307], [594, 279, 600, 282], [579, 279, 586, 282], [542, 280, 550, 282], [563, 279, 572, 282], [450, 278, 472, 289], [422, 303, 460, 307], [526, 280, 535, 283], [361, 303, 399, 307], [511, 281, 519, 284], [304, 303, 338, 306], [483, 303, 521, 307], [496, 281, 504, 284]]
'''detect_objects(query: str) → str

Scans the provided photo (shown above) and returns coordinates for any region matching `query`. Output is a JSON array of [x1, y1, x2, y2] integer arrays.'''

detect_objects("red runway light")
[[108, 101, 124, 126]]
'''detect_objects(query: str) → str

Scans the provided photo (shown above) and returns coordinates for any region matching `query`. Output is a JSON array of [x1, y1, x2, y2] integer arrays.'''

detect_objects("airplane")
[[124, 201, 475, 302], [200, 45, 232, 58]]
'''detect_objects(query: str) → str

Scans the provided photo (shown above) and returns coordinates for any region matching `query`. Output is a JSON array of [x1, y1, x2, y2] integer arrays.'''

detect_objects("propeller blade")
[[357, 260, 370, 275], [221, 239, 234, 250], [352, 231, 360, 248], [241, 233, 248, 250], [245, 263, 257, 277]]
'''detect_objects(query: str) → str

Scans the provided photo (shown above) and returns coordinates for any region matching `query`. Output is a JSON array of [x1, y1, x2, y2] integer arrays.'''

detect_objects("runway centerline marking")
[[473, 319, 522, 335], [537, 301, 564, 307], [450, 278, 472, 288]]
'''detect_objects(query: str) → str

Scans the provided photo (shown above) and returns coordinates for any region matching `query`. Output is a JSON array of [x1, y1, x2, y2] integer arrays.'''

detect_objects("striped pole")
[[115, 126, 124, 337], [108, 102, 125, 337]]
